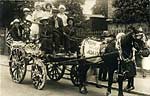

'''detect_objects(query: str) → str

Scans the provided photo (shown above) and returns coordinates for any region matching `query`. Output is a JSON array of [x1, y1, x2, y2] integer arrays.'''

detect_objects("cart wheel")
[[9, 48, 27, 83], [47, 64, 65, 81], [31, 59, 47, 90], [70, 65, 80, 86]]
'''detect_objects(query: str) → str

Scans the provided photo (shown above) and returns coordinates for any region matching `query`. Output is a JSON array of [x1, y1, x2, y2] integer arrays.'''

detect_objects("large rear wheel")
[[9, 48, 27, 83]]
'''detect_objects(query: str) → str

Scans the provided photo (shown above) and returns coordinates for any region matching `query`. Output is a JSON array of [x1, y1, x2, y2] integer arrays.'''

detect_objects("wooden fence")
[[76, 23, 150, 38]]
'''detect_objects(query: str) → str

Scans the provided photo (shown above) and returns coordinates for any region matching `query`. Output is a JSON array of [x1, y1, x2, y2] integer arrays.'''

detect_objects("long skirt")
[[40, 38, 53, 54], [30, 23, 39, 39]]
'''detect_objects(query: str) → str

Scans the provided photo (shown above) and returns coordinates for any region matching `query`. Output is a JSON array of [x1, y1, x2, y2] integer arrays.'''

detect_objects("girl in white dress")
[[43, 3, 53, 18], [30, 4, 44, 39]]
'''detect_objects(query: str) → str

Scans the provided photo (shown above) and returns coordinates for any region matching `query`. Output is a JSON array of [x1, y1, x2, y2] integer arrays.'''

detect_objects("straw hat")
[[23, 8, 30, 12], [58, 5, 66, 10]]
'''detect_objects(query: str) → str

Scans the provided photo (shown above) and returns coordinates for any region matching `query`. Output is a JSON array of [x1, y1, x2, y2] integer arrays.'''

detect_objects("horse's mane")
[[121, 32, 135, 59]]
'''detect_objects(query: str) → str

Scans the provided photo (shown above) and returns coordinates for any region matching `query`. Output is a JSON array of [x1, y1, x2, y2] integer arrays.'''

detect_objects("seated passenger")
[[39, 17, 53, 54], [64, 17, 79, 54], [9, 19, 23, 41]]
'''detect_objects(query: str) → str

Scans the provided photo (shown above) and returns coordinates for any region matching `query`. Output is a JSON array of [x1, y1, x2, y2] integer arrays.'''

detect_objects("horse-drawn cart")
[[8, 37, 109, 90]]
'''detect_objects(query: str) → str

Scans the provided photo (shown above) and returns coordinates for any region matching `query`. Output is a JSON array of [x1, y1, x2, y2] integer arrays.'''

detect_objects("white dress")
[[30, 10, 44, 38], [43, 10, 52, 18]]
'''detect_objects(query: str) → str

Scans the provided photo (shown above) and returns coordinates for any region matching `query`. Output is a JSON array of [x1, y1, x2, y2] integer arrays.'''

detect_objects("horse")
[[104, 31, 149, 96], [78, 30, 149, 96]]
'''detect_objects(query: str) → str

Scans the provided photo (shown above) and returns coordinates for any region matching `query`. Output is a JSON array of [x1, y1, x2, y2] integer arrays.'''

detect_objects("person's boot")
[[128, 86, 135, 91], [124, 85, 130, 91], [106, 91, 111, 96], [79, 85, 88, 94]]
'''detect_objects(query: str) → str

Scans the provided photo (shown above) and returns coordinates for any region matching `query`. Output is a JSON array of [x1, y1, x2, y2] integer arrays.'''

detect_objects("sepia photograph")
[[0, 0, 150, 96]]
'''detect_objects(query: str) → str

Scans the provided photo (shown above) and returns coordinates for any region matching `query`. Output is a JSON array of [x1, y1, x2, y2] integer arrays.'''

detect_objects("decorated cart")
[[8, 35, 111, 90]]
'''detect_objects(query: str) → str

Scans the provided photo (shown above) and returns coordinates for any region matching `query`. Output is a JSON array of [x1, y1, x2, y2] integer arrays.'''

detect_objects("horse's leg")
[[96, 67, 103, 88], [78, 60, 90, 94], [102, 64, 108, 81], [118, 75, 124, 96], [98, 64, 103, 81], [118, 61, 124, 96], [106, 68, 114, 96]]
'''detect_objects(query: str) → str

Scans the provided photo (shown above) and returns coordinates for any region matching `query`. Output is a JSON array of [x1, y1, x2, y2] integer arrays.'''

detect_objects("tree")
[[53, 0, 85, 23], [112, 0, 150, 23], [1, 0, 34, 27], [92, 0, 108, 17]]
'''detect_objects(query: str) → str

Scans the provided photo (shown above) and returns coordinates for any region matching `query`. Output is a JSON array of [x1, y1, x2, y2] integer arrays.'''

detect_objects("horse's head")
[[133, 32, 150, 57]]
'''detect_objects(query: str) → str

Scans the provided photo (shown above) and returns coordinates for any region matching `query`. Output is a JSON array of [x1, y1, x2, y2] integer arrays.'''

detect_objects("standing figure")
[[43, 3, 53, 18], [49, 8, 63, 53], [30, 4, 44, 39], [58, 5, 68, 27], [39, 17, 53, 54]]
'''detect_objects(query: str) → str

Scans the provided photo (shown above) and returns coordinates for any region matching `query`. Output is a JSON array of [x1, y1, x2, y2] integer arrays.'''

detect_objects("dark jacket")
[[9, 26, 23, 41], [64, 25, 79, 53], [49, 16, 63, 33], [39, 24, 53, 54], [64, 25, 77, 37], [39, 24, 53, 39]]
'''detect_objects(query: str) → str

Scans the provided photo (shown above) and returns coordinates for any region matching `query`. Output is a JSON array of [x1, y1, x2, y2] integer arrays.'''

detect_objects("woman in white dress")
[[30, 4, 44, 39]]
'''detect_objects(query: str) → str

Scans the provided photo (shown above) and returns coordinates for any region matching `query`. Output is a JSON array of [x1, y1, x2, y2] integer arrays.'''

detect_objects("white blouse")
[[58, 13, 68, 27]]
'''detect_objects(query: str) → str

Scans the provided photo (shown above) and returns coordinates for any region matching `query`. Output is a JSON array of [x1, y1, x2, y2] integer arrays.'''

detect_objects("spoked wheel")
[[9, 48, 27, 83], [31, 59, 47, 90], [70, 65, 80, 87], [47, 63, 65, 81]]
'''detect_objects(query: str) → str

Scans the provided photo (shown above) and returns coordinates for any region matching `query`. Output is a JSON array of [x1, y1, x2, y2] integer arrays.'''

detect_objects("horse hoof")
[[124, 86, 135, 91], [96, 84, 102, 88], [143, 75, 146, 78], [79, 86, 88, 94], [106, 91, 111, 96]]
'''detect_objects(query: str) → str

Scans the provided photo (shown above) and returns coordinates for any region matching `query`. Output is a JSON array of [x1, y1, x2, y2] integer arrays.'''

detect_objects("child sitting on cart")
[[64, 17, 79, 56]]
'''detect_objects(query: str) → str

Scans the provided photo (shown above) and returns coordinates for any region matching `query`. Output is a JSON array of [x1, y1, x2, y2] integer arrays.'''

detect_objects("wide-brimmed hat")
[[10, 19, 20, 25], [40, 16, 49, 23], [23, 8, 30, 12]]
